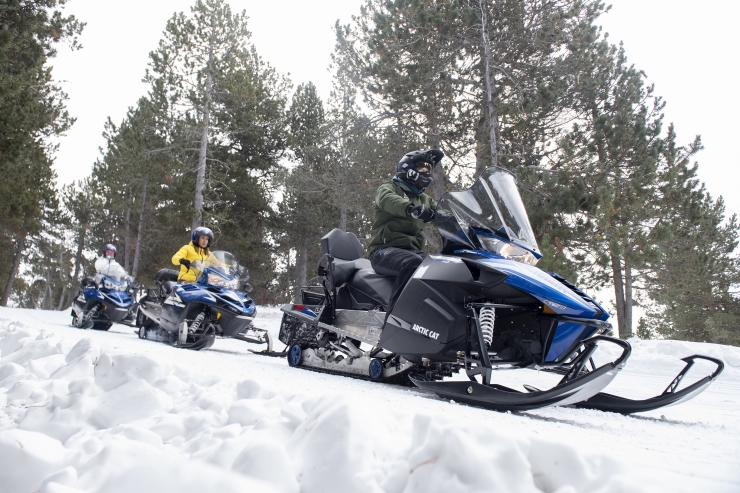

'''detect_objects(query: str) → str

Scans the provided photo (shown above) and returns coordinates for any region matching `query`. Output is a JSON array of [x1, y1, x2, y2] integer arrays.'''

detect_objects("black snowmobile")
[[136, 251, 273, 352], [278, 167, 724, 413]]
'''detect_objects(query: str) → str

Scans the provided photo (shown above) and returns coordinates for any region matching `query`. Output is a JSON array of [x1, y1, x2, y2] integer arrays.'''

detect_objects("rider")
[[367, 149, 444, 308], [94, 244, 133, 282], [172, 227, 217, 282]]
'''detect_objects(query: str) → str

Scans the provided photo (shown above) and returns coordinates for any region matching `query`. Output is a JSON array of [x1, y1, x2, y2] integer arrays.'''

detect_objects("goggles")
[[415, 163, 432, 174]]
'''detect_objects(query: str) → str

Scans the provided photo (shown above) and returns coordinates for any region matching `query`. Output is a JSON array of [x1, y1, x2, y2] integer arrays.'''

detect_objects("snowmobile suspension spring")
[[479, 306, 495, 347], [191, 311, 206, 332], [83, 305, 98, 324]]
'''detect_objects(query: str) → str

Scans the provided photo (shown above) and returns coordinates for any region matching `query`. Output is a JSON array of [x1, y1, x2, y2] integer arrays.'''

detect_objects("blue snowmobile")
[[279, 166, 724, 413], [137, 251, 271, 351], [71, 274, 136, 331]]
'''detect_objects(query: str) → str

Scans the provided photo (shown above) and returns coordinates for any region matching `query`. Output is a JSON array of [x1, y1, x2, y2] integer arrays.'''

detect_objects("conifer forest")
[[1, 0, 738, 345]]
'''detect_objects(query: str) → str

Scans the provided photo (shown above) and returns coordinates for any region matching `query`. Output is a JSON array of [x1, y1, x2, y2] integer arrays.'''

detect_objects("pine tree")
[[0, 0, 83, 306]]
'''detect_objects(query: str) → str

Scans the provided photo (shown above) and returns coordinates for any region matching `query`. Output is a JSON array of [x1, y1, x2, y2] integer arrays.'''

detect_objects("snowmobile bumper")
[[410, 336, 631, 412], [576, 355, 724, 414]]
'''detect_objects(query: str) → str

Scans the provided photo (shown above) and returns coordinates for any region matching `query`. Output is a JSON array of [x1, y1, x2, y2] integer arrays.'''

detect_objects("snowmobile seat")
[[347, 268, 393, 307], [319, 229, 368, 288], [154, 269, 179, 296], [155, 268, 179, 283]]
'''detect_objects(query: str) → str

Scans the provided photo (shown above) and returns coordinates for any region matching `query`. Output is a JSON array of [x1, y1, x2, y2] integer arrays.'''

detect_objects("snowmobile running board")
[[576, 355, 724, 414], [410, 337, 632, 412]]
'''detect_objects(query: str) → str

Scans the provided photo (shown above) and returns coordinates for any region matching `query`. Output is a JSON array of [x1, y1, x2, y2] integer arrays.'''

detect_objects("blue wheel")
[[369, 358, 383, 380], [288, 344, 302, 367]]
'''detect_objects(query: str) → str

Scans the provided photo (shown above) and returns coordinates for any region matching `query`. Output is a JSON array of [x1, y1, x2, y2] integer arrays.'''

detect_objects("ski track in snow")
[[0, 306, 738, 493]]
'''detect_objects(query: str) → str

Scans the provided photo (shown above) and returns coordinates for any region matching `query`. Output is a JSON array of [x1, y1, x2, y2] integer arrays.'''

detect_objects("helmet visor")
[[104, 250, 115, 258]]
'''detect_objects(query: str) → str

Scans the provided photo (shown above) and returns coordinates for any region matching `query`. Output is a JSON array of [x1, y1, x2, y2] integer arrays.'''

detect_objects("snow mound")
[[0, 318, 643, 493]]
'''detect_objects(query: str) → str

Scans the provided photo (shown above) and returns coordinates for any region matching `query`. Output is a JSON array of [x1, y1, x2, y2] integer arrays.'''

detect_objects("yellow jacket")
[[172, 243, 215, 281]]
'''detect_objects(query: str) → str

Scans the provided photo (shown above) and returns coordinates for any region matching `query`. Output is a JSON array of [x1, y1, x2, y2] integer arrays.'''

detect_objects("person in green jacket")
[[367, 149, 444, 308]]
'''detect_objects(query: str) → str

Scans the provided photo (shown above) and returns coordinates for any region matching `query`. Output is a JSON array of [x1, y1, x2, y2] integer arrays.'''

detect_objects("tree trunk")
[[124, 192, 132, 272], [295, 246, 307, 303], [478, 0, 499, 168], [1, 238, 25, 306], [132, 176, 149, 279], [192, 71, 212, 230], [56, 285, 67, 311], [396, 113, 404, 158], [64, 225, 86, 308], [339, 207, 347, 231], [624, 261, 634, 337], [56, 249, 67, 310], [42, 267, 53, 310], [428, 128, 446, 200], [611, 252, 628, 338]]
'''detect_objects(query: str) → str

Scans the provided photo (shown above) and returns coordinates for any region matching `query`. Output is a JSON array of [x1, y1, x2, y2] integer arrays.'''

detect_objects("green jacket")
[[367, 180, 438, 256]]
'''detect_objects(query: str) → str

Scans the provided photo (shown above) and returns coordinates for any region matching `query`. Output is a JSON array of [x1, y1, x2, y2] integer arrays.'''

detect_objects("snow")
[[0, 306, 738, 493]]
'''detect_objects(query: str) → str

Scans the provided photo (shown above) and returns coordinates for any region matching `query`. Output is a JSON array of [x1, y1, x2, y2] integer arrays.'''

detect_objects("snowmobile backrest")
[[319, 229, 367, 290], [154, 268, 179, 283], [321, 229, 364, 261]]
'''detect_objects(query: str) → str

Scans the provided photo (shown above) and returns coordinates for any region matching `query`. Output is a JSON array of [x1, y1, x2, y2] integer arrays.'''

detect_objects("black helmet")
[[397, 149, 444, 189]]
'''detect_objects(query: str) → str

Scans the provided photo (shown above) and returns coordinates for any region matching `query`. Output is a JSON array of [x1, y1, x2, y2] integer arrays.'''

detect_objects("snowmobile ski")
[[575, 355, 724, 414], [410, 336, 631, 412]]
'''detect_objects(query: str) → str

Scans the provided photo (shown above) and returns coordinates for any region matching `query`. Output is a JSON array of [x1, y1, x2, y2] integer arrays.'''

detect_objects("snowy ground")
[[0, 306, 738, 493]]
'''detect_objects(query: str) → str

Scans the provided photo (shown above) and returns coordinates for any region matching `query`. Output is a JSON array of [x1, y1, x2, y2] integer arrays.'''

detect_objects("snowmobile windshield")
[[191, 251, 243, 289], [98, 275, 129, 291], [436, 167, 541, 265]]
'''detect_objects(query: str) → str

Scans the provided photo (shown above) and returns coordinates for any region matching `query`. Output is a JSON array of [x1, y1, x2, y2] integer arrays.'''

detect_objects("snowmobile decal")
[[411, 324, 440, 340]]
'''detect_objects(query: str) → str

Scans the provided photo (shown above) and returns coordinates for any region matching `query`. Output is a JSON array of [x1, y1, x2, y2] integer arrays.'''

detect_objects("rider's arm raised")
[[376, 183, 412, 217]]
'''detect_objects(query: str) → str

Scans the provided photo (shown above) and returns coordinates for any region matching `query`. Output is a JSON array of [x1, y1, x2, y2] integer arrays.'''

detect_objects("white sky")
[[50, 0, 740, 219]]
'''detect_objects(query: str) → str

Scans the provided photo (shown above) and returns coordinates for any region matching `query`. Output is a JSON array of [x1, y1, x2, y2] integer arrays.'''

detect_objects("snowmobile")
[[278, 167, 724, 413], [136, 251, 273, 352], [71, 274, 136, 331]]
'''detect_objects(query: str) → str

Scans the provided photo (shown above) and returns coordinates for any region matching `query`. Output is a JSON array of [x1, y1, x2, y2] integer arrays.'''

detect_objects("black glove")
[[408, 204, 435, 222], [179, 258, 191, 269]]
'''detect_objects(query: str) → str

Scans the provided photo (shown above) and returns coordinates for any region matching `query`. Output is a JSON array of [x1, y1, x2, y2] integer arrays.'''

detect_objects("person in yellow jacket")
[[172, 227, 216, 282]]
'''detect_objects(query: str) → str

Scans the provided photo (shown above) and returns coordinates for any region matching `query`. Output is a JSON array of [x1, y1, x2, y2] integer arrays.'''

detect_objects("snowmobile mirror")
[[241, 282, 253, 293]]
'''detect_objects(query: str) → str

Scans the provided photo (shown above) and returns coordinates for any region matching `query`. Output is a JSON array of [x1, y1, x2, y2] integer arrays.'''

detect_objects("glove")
[[408, 204, 435, 222], [179, 258, 191, 269]]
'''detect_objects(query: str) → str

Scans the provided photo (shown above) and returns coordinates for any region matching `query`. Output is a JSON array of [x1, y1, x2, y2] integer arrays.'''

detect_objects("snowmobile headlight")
[[104, 279, 128, 291], [477, 235, 539, 265], [207, 272, 238, 289]]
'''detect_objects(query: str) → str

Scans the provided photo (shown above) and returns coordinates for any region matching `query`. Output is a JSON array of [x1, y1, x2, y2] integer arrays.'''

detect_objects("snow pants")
[[370, 247, 427, 308]]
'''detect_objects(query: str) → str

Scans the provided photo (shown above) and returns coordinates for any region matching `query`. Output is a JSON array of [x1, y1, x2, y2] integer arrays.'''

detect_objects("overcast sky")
[[50, 0, 740, 218]]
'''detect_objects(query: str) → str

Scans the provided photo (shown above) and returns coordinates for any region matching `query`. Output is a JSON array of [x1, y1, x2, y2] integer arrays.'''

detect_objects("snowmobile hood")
[[173, 283, 255, 316], [467, 251, 607, 320]]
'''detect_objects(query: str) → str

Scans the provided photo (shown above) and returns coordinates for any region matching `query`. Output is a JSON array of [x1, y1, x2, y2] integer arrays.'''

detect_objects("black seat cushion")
[[162, 280, 177, 295], [321, 229, 363, 260], [155, 268, 179, 283], [347, 268, 394, 306], [332, 258, 371, 288]]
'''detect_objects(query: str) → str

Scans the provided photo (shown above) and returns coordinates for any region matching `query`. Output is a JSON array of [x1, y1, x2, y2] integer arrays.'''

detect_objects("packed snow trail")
[[0, 307, 738, 493]]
